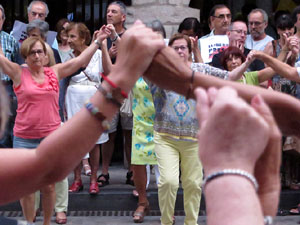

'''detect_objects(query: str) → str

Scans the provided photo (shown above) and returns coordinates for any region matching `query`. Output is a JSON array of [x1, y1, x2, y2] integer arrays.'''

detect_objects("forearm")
[[228, 61, 251, 81], [258, 52, 298, 80], [193, 48, 203, 63], [0, 55, 21, 81], [257, 67, 276, 83], [205, 176, 264, 225], [55, 40, 102, 79], [277, 49, 289, 62], [102, 42, 113, 74]]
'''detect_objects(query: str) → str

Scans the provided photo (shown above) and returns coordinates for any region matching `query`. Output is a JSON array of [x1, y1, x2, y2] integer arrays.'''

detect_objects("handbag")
[[120, 90, 133, 117]]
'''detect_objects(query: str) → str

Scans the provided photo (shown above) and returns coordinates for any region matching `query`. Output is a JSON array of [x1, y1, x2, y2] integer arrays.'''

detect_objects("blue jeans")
[[13, 136, 44, 149]]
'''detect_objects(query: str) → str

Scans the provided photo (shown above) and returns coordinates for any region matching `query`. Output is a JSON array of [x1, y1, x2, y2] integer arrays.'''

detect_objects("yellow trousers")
[[154, 133, 203, 225]]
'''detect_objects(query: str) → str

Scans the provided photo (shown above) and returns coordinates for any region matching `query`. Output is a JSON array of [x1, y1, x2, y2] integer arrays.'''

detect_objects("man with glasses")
[[199, 4, 231, 63], [245, 8, 273, 51], [212, 20, 264, 71]]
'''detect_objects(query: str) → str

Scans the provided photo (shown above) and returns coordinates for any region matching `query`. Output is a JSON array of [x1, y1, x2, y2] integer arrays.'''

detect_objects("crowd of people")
[[1, 0, 300, 225]]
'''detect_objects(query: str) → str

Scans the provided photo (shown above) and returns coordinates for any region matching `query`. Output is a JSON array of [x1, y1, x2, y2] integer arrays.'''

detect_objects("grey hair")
[[0, 4, 5, 20], [248, 8, 268, 23], [27, 19, 49, 39], [146, 19, 166, 38], [27, 1, 49, 17], [109, 1, 127, 16]]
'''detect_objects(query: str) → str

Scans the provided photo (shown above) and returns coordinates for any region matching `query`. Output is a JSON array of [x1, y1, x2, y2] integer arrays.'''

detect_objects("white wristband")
[[202, 169, 258, 191]]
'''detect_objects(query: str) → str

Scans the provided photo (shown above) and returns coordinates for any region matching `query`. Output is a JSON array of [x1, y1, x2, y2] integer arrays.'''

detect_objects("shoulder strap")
[[271, 40, 277, 57]]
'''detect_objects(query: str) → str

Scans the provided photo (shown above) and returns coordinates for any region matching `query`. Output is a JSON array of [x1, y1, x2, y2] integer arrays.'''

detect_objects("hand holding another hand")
[[110, 20, 165, 92], [195, 87, 281, 216]]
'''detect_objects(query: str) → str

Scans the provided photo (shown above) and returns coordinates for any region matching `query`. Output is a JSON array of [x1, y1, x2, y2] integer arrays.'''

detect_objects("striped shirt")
[[0, 31, 19, 81]]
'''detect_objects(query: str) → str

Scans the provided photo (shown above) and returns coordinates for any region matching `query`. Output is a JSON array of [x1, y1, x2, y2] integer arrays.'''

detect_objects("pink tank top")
[[14, 67, 61, 139]]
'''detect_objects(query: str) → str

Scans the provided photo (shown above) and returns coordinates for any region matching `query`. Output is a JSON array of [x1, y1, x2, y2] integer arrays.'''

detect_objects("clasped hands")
[[195, 86, 281, 217]]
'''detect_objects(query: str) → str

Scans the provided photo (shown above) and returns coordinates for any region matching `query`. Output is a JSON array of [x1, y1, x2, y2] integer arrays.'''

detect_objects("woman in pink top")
[[0, 27, 109, 225]]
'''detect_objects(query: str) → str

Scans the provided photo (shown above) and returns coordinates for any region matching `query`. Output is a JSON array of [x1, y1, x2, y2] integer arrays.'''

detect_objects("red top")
[[14, 67, 61, 139]]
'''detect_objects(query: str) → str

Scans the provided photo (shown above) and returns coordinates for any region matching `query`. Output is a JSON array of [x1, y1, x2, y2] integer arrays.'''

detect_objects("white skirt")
[[65, 84, 109, 145]]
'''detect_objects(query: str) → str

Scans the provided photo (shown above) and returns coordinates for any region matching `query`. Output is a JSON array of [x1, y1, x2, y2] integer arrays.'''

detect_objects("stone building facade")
[[126, 0, 200, 38]]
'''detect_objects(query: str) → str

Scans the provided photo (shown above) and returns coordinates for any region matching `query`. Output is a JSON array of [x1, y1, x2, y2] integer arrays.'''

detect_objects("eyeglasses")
[[29, 49, 44, 56], [231, 30, 247, 35], [172, 45, 188, 51], [248, 21, 264, 26], [212, 14, 232, 20], [31, 11, 46, 18]]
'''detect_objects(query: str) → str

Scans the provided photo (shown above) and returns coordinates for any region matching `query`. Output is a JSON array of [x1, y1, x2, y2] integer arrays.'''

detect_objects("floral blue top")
[[148, 62, 229, 141]]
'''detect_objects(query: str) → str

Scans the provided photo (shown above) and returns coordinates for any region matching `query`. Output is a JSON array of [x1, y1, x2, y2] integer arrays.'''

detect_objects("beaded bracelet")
[[85, 101, 110, 132], [202, 169, 259, 192], [100, 73, 128, 98], [97, 84, 123, 107]]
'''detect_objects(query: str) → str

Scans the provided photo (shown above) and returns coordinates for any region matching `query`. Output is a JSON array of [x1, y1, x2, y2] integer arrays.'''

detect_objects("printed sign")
[[11, 20, 57, 47], [200, 35, 229, 63]]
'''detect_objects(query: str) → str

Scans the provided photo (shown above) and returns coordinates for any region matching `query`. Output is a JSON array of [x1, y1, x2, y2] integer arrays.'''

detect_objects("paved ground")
[[12, 215, 300, 225]]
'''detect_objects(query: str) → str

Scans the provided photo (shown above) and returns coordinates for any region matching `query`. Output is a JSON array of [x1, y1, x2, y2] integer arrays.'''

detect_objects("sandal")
[[89, 182, 99, 195], [132, 189, 139, 197], [126, 171, 134, 186], [83, 164, 91, 176], [55, 211, 67, 224], [97, 173, 110, 187], [69, 180, 83, 193], [133, 202, 150, 223], [290, 204, 300, 215]]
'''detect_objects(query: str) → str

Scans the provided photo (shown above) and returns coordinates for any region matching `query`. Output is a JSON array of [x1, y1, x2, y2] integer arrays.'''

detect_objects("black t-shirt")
[[211, 47, 265, 71], [106, 31, 125, 64]]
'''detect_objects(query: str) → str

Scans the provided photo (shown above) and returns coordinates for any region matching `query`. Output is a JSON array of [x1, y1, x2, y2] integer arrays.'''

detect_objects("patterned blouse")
[[148, 62, 229, 141]]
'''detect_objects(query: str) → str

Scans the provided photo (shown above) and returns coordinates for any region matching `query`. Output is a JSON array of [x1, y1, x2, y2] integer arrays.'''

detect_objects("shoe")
[[69, 180, 83, 193], [133, 202, 150, 223], [132, 189, 139, 197], [97, 173, 110, 187], [55, 212, 67, 224], [83, 164, 91, 176], [290, 204, 300, 215], [126, 171, 134, 186], [89, 182, 99, 195]]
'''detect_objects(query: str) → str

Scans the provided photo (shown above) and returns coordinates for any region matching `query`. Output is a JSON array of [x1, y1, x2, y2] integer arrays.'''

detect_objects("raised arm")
[[144, 47, 300, 137], [0, 54, 22, 84], [252, 51, 300, 83], [106, 24, 121, 47], [190, 36, 203, 63], [228, 51, 255, 81], [53, 25, 109, 80], [0, 20, 165, 205], [101, 39, 113, 75]]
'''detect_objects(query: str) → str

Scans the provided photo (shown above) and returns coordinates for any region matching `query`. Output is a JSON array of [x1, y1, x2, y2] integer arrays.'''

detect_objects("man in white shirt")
[[245, 8, 273, 51], [199, 4, 231, 63]]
